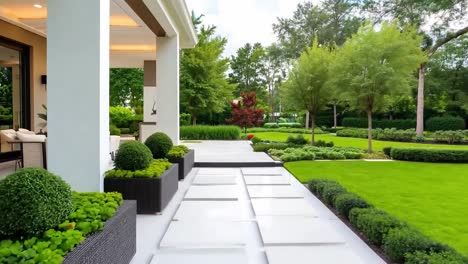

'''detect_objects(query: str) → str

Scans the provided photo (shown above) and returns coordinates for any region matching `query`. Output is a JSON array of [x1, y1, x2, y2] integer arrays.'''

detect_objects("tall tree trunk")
[[367, 109, 373, 153], [333, 104, 337, 128], [305, 111, 310, 129], [192, 115, 197, 126], [416, 64, 425, 136], [311, 113, 316, 146]]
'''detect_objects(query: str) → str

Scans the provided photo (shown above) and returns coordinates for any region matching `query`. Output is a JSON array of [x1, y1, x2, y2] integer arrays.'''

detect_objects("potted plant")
[[104, 140, 179, 214], [0, 168, 136, 264], [167, 145, 195, 180]]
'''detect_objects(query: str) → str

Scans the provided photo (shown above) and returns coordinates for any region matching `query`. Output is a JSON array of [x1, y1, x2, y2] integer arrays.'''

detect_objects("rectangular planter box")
[[63, 200, 136, 264], [104, 164, 179, 214], [169, 149, 195, 180]]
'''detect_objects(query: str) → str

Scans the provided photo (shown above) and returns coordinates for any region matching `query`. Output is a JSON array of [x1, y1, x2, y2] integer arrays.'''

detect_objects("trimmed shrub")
[[337, 128, 415, 142], [252, 143, 289, 152], [247, 127, 325, 134], [382, 147, 392, 156], [180, 113, 191, 126], [180, 125, 241, 140], [0, 168, 72, 237], [269, 146, 363, 161], [263, 123, 279, 128], [115, 141, 153, 170], [315, 140, 334, 147], [390, 148, 468, 162], [426, 116, 465, 131], [109, 106, 135, 128], [286, 134, 308, 145], [349, 208, 405, 246], [145, 132, 173, 159], [405, 251, 468, 264], [432, 130, 465, 144], [342, 117, 416, 129], [383, 227, 450, 263], [110, 124, 121, 135], [321, 182, 347, 205], [333, 193, 370, 219], [251, 136, 262, 144], [106, 159, 172, 178]]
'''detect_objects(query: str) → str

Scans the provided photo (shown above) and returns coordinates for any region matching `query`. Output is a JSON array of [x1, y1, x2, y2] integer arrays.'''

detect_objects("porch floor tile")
[[251, 198, 318, 216], [152, 248, 248, 264], [265, 246, 364, 264], [192, 174, 240, 185], [244, 175, 291, 185], [173, 201, 247, 221], [247, 185, 304, 198], [184, 185, 240, 200]]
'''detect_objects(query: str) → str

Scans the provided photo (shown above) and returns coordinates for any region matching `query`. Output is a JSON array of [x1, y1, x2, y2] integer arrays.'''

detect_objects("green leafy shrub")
[[383, 227, 450, 263], [269, 145, 363, 161], [382, 147, 392, 156], [342, 117, 416, 129], [114, 141, 153, 170], [333, 193, 370, 219], [167, 145, 190, 160], [263, 123, 279, 128], [432, 130, 465, 144], [337, 128, 415, 141], [0, 168, 73, 237], [390, 148, 468, 162], [180, 125, 241, 140], [0, 192, 123, 264], [180, 113, 191, 126], [426, 116, 465, 131], [405, 251, 468, 264], [145, 132, 173, 159], [251, 136, 262, 144], [109, 106, 135, 128], [315, 140, 334, 147], [106, 159, 172, 178], [252, 142, 290, 152], [248, 127, 325, 134], [110, 124, 121, 136], [322, 127, 344, 133], [349, 208, 405, 246], [278, 122, 302, 128], [308, 179, 336, 194], [120, 128, 130, 134], [129, 115, 143, 134], [321, 183, 347, 205], [286, 134, 308, 145]]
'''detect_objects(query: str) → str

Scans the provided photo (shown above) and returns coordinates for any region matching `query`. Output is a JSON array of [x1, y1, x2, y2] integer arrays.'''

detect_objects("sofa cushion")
[[17, 133, 46, 142]]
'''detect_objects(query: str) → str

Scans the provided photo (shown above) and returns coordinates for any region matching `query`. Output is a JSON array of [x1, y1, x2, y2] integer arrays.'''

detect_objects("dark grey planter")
[[169, 149, 195, 180], [63, 200, 136, 264], [104, 164, 179, 214]]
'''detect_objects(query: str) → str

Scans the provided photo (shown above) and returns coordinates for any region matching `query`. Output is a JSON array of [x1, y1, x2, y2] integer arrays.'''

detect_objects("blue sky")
[[185, 0, 310, 57]]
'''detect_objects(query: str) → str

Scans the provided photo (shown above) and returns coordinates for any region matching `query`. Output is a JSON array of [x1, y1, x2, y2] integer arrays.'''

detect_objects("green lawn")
[[249, 131, 468, 151], [285, 160, 468, 255]]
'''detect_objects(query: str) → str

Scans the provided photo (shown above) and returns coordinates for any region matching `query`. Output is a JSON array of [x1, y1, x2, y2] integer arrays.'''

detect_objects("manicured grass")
[[249, 131, 468, 151], [285, 160, 468, 255]]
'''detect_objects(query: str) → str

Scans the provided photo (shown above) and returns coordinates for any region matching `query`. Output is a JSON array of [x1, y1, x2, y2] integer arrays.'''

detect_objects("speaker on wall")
[[41, 75, 47, 85]]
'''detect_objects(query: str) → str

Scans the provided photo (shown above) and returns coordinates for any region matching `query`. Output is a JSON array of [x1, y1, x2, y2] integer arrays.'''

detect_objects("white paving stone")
[[251, 199, 317, 216], [184, 185, 240, 200], [242, 167, 283, 176], [197, 168, 241, 175], [173, 201, 247, 221], [244, 175, 291, 185], [265, 246, 364, 264], [152, 248, 248, 264], [247, 185, 303, 198], [256, 216, 345, 245], [160, 221, 246, 248], [192, 175, 240, 185]]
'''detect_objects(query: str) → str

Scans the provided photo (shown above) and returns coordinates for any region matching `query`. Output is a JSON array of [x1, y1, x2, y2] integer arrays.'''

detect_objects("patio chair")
[[16, 133, 47, 169], [0, 129, 36, 152]]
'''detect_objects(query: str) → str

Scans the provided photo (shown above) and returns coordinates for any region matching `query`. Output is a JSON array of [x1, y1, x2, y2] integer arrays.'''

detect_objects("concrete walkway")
[[132, 141, 386, 264]]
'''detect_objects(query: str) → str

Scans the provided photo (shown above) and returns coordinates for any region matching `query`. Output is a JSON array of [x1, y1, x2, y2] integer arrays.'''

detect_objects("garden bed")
[[104, 164, 179, 214], [169, 149, 195, 180], [63, 200, 136, 264]]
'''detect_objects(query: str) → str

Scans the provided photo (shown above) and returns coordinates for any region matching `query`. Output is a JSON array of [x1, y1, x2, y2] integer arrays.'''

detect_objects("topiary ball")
[[114, 141, 153, 170], [144, 132, 173, 159], [0, 168, 72, 237]]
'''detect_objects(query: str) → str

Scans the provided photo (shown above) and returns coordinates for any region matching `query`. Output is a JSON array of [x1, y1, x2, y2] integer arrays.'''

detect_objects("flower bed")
[[167, 145, 195, 180], [307, 179, 467, 264]]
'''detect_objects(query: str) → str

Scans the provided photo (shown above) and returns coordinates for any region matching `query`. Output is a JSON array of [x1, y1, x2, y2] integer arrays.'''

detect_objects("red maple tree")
[[226, 91, 264, 133]]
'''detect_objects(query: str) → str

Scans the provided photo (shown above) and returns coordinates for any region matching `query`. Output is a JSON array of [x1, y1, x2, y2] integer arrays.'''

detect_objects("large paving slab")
[[242, 167, 283, 176], [197, 168, 241, 175], [251, 198, 318, 217], [160, 221, 246, 248], [256, 216, 346, 245], [247, 185, 304, 198], [152, 248, 248, 264], [265, 246, 364, 264], [244, 175, 291, 185], [173, 201, 247, 221], [184, 185, 240, 200], [192, 174, 240, 185]]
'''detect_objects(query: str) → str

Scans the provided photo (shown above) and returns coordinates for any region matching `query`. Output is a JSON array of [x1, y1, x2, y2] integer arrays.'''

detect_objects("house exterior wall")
[[0, 19, 47, 132]]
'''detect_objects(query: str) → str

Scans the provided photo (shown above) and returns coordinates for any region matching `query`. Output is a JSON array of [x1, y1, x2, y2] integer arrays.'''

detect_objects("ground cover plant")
[[285, 160, 468, 256], [106, 159, 173, 178], [167, 145, 190, 160]]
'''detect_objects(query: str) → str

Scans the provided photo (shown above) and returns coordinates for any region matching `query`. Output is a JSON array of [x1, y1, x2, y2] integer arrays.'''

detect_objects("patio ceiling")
[[0, 0, 196, 68]]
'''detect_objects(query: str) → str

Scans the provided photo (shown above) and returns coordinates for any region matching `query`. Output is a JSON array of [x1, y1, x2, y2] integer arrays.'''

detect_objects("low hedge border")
[[307, 179, 467, 264], [180, 125, 241, 140], [386, 147, 468, 163]]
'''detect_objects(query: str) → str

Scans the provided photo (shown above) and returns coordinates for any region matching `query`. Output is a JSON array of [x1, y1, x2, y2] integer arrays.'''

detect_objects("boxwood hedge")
[[390, 148, 468, 163]]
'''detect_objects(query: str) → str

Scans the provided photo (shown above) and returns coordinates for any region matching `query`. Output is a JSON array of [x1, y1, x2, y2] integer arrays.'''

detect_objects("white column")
[[47, 0, 110, 192], [155, 36, 180, 144]]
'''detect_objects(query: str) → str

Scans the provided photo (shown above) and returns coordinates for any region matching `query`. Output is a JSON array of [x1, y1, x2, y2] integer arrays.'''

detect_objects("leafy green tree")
[[109, 68, 143, 109], [262, 44, 288, 121], [361, 0, 468, 135], [180, 14, 234, 125], [281, 39, 334, 145], [229, 43, 268, 102], [0, 67, 12, 112], [273, 0, 362, 60], [330, 22, 426, 153]]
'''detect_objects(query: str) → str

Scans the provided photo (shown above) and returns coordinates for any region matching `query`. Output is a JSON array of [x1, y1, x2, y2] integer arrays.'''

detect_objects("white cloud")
[[186, 0, 308, 57]]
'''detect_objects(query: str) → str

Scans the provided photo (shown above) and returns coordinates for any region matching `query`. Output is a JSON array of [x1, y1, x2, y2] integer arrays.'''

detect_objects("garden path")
[[132, 141, 386, 264]]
